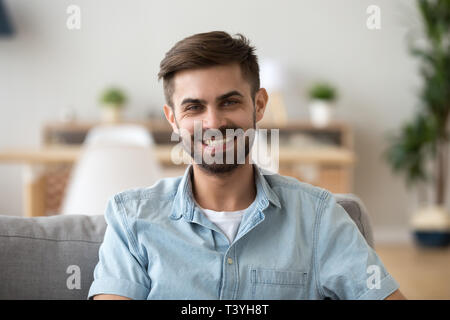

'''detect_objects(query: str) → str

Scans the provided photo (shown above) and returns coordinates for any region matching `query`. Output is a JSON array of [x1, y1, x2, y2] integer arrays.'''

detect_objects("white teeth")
[[205, 136, 234, 146]]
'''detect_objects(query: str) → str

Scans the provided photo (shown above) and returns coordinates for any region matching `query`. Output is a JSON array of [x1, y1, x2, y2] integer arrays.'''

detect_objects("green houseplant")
[[99, 87, 127, 123], [384, 0, 450, 247], [307, 82, 338, 127]]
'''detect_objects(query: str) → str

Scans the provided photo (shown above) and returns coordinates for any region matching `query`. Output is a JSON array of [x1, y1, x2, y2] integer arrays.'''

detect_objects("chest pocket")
[[250, 267, 307, 300]]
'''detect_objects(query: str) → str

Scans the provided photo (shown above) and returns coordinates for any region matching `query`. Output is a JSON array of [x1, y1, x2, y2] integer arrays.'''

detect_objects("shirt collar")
[[169, 164, 281, 220]]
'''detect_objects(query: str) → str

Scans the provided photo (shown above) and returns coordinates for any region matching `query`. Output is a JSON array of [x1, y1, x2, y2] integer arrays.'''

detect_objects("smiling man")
[[88, 31, 406, 300]]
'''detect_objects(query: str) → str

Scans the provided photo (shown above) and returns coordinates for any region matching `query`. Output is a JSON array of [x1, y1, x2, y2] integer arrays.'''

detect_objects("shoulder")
[[115, 175, 182, 201], [263, 172, 333, 207], [109, 175, 183, 220]]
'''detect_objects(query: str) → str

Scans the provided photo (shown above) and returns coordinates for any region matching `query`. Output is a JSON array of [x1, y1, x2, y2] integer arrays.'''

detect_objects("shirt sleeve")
[[315, 193, 400, 300], [87, 196, 151, 300]]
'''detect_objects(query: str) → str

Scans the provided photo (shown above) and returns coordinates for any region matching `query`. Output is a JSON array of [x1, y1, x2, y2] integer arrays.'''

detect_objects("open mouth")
[[202, 135, 236, 152]]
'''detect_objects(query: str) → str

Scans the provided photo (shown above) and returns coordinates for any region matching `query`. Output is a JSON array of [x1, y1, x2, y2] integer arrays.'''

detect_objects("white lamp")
[[259, 58, 288, 127]]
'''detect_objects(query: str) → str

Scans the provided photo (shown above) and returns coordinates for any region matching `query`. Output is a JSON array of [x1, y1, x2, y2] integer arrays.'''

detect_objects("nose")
[[202, 107, 226, 130]]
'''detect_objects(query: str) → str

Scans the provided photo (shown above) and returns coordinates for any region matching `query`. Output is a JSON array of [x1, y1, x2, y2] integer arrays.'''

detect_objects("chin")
[[197, 162, 241, 175]]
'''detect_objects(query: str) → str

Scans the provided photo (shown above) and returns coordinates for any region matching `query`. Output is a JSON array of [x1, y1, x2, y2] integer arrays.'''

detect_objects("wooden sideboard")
[[0, 119, 356, 216]]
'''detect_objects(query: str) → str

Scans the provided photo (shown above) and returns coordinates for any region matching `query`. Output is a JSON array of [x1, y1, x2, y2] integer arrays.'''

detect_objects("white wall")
[[0, 0, 434, 242]]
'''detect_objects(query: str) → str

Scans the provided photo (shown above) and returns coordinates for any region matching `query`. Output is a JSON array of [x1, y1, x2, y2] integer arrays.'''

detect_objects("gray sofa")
[[0, 194, 374, 300]]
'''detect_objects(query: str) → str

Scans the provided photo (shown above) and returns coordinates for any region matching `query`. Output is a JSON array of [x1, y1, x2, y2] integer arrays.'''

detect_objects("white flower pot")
[[309, 99, 334, 127], [410, 205, 450, 247], [101, 105, 123, 123]]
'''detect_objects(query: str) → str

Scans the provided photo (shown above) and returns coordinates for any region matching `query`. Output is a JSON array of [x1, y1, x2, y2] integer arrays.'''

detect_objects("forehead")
[[172, 63, 250, 105]]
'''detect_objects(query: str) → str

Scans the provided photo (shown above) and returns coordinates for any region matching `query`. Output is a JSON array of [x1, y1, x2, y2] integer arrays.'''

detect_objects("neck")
[[192, 163, 256, 212]]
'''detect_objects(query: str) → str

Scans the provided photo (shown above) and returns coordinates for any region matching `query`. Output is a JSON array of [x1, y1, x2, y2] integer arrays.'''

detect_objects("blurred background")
[[0, 0, 449, 299]]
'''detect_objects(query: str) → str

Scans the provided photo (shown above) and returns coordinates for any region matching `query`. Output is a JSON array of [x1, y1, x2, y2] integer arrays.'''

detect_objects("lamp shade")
[[0, 0, 13, 36], [259, 58, 285, 91]]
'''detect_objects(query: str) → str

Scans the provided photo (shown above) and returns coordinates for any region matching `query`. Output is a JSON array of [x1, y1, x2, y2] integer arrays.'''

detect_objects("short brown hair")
[[158, 31, 260, 108]]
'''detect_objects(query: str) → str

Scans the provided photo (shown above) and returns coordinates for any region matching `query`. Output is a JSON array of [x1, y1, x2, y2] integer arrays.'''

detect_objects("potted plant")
[[307, 82, 337, 127], [384, 0, 450, 247], [100, 87, 127, 123]]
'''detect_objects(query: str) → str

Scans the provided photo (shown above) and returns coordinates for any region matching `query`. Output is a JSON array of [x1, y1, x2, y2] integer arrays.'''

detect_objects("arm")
[[385, 289, 407, 300], [316, 195, 402, 300], [87, 197, 151, 300], [93, 294, 132, 300]]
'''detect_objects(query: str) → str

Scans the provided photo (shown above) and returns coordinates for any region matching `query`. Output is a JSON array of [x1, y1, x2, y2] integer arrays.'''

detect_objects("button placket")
[[219, 245, 239, 299]]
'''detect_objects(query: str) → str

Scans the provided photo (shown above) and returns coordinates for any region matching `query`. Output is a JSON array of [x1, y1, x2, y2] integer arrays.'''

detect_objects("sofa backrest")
[[0, 214, 106, 300], [0, 194, 373, 300]]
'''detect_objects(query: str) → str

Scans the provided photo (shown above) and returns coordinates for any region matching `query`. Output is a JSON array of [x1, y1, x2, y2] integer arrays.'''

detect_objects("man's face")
[[163, 63, 267, 174]]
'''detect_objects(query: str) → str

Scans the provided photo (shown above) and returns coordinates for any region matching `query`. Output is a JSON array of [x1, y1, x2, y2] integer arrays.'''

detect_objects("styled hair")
[[158, 31, 260, 108]]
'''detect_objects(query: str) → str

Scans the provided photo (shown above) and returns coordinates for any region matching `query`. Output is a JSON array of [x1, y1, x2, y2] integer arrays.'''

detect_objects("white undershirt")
[[196, 202, 250, 244]]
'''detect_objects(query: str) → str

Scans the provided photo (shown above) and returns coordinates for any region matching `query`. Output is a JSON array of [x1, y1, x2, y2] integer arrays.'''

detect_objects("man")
[[88, 31, 406, 300]]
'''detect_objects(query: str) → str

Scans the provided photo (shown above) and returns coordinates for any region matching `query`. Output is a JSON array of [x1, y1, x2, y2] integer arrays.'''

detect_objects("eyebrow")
[[180, 90, 244, 106]]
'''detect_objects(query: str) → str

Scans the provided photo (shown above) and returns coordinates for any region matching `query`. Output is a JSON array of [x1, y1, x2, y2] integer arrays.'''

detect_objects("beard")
[[195, 130, 252, 175], [177, 113, 256, 175]]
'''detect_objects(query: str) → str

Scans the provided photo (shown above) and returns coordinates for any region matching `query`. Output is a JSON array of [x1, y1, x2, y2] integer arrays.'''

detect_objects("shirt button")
[[227, 257, 233, 265]]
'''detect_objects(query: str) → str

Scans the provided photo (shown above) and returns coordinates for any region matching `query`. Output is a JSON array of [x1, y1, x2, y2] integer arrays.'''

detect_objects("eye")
[[222, 100, 238, 106], [185, 105, 202, 111]]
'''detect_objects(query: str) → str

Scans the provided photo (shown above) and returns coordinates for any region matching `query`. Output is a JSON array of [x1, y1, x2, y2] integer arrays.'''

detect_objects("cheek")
[[231, 110, 254, 128], [179, 121, 194, 133], [175, 120, 198, 143]]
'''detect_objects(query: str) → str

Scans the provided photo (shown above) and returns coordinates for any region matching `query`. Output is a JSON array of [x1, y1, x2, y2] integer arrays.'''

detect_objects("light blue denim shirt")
[[88, 164, 399, 300]]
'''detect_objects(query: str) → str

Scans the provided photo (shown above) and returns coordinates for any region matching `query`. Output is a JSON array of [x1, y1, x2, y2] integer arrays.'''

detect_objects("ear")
[[254, 88, 268, 123], [163, 104, 179, 134]]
